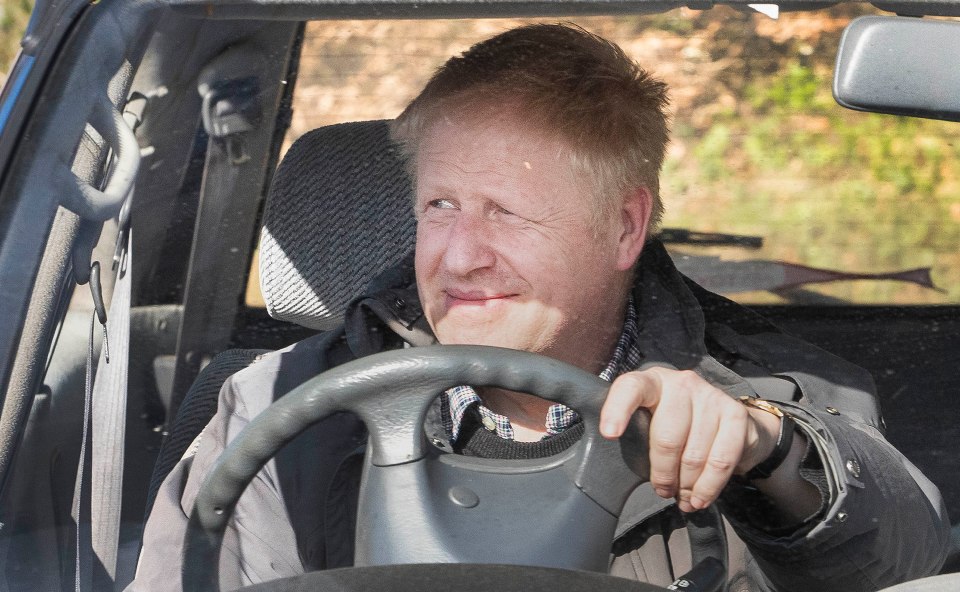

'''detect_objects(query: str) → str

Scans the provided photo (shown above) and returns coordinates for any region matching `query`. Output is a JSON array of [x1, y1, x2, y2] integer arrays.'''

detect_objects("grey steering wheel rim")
[[182, 345, 726, 591]]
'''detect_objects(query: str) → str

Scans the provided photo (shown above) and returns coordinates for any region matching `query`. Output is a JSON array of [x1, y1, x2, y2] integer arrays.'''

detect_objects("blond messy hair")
[[390, 23, 670, 233]]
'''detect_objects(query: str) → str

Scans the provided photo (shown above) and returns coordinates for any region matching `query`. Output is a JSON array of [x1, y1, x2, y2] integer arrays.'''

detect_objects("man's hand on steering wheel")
[[599, 367, 783, 514]]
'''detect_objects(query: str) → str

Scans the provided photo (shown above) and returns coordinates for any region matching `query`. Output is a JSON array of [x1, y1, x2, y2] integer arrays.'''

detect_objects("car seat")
[[143, 119, 416, 521]]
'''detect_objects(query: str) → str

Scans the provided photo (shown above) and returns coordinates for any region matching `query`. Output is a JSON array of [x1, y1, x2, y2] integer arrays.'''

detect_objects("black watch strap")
[[738, 396, 796, 480]]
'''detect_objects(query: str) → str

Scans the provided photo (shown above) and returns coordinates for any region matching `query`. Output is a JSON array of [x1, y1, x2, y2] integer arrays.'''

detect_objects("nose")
[[441, 214, 497, 277]]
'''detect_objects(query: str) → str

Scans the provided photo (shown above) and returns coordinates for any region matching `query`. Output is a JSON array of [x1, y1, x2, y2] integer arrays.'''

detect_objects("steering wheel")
[[183, 345, 727, 591]]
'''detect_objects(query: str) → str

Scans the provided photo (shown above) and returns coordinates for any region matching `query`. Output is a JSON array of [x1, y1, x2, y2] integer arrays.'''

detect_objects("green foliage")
[[692, 125, 732, 182], [664, 46, 960, 304], [749, 61, 826, 113]]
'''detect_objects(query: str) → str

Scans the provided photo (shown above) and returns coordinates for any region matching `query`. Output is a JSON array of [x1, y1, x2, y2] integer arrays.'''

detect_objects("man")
[[133, 23, 950, 591]]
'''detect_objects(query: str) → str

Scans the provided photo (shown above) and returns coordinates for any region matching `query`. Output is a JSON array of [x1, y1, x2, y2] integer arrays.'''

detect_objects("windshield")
[[239, 5, 960, 307]]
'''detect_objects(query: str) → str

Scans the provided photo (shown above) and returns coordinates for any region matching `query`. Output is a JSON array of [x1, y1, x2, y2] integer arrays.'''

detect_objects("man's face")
[[414, 108, 639, 372]]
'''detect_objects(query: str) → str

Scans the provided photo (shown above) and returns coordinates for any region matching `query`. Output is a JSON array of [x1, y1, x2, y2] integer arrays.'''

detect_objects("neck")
[[478, 291, 632, 442], [478, 388, 555, 442], [550, 287, 630, 375]]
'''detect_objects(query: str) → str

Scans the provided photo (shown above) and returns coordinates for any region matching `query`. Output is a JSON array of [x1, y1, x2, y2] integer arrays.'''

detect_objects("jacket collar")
[[631, 240, 756, 399], [343, 253, 436, 358]]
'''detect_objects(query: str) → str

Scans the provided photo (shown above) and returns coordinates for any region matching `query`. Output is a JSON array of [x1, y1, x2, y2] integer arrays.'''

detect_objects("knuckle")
[[650, 473, 675, 488], [706, 456, 736, 473], [719, 400, 749, 424], [617, 371, 649, 393], [703, 385, 729, 403], [729, 403, 749, 421], [680, 451, 707, 469], [676, 370, 700, 387], [653, 437, 684, 455], [724, 396, 745, 411], [691, 490, 719, 506]]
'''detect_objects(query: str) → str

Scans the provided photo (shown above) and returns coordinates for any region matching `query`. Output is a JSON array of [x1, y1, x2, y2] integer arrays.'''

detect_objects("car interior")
[[0, 0, 959, 591]]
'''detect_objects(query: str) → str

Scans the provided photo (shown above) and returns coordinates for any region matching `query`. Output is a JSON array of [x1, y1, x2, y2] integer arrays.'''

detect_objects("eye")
[[429, 198, 457, 210]]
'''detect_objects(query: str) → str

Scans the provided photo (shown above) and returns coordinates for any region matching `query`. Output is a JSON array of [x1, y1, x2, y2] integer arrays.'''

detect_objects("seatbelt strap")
[[72, 231, 132, 591], [67, 95, 140, 592], [91, 230, 132, 585], [72, 309, 95, 592]]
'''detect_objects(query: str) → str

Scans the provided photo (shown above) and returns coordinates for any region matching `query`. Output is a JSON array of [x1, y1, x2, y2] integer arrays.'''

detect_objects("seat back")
[[259, 119, 416, 330], [144, 120, 415, 521]]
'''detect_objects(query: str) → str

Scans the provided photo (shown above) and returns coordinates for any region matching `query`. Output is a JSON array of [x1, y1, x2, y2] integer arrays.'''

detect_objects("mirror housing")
[[834, 16, 960, 122]]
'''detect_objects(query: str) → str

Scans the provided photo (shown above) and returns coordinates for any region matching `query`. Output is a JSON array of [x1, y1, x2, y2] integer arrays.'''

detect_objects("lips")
[[444, 289, 516, 307]]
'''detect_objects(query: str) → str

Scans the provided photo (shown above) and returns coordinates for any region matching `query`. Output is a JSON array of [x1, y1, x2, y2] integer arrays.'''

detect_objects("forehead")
[[414, 108, 577, 187]]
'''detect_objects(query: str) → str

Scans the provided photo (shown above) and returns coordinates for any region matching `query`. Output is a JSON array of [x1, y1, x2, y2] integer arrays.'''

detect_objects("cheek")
[[414, 222, 444, 271], [414, 228, 444, 316], [519, 240, 620, 308], [516, 232, 600, 277], [504, 244, 576, 305]]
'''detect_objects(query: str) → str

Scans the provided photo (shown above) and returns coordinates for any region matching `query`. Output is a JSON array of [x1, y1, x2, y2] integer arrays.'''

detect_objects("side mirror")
[[834, 16, 960, 122]]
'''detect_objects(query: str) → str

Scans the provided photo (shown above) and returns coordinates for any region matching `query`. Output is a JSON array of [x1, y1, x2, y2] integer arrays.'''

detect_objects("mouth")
[[443, 289, 517, 308]]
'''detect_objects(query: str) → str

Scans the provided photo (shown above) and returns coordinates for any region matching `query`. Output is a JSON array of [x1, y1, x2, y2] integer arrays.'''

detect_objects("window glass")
[[246, 6, 960, 307]]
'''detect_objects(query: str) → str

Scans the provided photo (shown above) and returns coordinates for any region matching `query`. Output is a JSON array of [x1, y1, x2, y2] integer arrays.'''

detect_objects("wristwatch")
[[738, 396, 797, 480]]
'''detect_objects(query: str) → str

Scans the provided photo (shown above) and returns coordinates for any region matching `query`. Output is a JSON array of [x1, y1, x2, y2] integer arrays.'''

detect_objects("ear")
[[615, 186, 652, 271]]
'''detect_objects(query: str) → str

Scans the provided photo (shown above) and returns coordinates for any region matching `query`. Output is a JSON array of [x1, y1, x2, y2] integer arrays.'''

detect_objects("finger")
[[647, 379, 694, 500], [600, 371, 661, 439], [676, 395, 721, 512], [688, 401, 749, 511]]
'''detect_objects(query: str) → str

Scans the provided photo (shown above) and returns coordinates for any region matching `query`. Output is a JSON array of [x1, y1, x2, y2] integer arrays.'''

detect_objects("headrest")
[[259, 120, 416, 331]]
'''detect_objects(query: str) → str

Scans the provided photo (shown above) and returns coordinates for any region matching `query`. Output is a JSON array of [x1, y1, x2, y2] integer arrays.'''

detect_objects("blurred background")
[[0, 0, 30, 83]]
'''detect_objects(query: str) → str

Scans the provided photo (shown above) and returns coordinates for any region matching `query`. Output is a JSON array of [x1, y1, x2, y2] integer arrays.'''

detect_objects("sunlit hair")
[[390, 22, 670, 233]]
